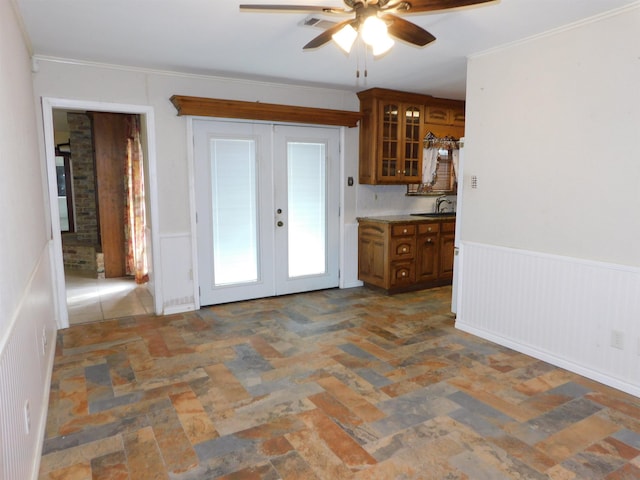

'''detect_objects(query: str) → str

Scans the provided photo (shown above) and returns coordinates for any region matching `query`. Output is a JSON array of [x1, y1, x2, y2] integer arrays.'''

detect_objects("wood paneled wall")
[[91, 112, 128, 278]]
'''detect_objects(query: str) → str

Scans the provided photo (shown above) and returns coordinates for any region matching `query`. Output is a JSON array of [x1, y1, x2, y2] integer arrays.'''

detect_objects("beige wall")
[[462, 4, 640, 267], [0, 0, 58, 477], [0, 0, 49, 321]]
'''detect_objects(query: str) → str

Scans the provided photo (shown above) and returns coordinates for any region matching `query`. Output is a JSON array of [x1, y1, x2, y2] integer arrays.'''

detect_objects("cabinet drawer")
[[418, 223, 440, 234], [441, 221, 455, 233], [390, 237, 415, 260], [390, 261, 415, 287], [392, 224, 415, 236]]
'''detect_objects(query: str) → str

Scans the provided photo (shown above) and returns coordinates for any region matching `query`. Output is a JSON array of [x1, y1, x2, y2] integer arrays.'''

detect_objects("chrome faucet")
[[435, 195, 452, 213]]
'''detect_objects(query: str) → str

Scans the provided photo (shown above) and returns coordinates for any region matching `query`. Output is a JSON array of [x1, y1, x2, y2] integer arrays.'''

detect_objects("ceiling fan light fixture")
[[360, 14, 394, 56], [332, 24, 357, 53], [360, 15, 388, 47], [371, 35, 394, 56], [242, 0, 496, 56]]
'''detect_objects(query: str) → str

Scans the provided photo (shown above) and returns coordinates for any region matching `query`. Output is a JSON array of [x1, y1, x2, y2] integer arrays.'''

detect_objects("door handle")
[[277, 221, 284, 227]]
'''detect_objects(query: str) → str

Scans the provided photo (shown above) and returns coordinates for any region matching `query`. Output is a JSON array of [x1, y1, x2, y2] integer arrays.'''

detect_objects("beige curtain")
[[124, 116, 148, 284]]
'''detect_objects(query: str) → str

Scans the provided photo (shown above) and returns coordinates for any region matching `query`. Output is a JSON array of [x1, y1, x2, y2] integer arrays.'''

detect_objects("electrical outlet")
[[24, 400, 31, 434], [611, 330, 624, 350]]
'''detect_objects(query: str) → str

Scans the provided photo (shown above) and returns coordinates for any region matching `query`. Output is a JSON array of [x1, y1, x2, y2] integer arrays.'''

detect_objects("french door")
[[194, 119, 340, 306]]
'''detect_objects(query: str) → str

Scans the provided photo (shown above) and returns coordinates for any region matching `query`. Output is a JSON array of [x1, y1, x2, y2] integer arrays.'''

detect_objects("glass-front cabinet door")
[[403, 105, 422, 181], [380, 103, 399, 178], [377, 101, 423, 183]]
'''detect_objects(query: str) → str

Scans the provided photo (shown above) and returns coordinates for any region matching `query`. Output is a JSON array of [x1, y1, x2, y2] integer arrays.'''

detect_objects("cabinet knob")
[[402, 271, 406, 277], [427, 238, 432, 243], [402, 247, 407, 252], [403, 228, 407, 233], [428, 227, 432, 232]]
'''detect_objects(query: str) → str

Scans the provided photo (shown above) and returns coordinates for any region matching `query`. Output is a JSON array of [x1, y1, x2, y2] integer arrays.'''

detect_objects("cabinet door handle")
[[402, 247, 407, 252], [277, 221, 284, 227], [427, 238, 432, 243]]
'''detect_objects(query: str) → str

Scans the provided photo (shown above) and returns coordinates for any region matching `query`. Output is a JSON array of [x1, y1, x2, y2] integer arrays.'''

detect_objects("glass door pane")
[[287, 142, 326, 278], [210, 138, 258, 285], [381, 103, 399, 178]]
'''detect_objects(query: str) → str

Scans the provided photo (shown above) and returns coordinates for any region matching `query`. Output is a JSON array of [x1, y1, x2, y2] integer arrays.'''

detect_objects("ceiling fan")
[[240, 0, 496, 55]]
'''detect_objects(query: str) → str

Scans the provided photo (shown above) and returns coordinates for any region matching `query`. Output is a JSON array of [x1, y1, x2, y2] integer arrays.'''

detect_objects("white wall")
[[462, 5, 640, 266], [458, 4, 640, 396], [356, 184, 455, 218], [0, 0, 58, 477]]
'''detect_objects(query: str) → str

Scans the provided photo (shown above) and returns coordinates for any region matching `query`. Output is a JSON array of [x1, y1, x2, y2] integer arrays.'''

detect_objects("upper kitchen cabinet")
[[357, 88, 465, 185], [424, 104, 465, 128], [358, 88, 423, 184]]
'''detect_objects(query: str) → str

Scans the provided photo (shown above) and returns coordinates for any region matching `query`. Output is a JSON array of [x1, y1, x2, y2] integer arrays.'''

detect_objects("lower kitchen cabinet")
[[358, 216, 455, 294], [416, 222, 439, 283], [358, 225, 386, 286], [439, 221, 456, 280]]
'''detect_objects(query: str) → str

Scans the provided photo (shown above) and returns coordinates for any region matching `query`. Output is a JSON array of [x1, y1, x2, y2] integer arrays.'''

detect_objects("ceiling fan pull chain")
[[356, 38, 361, 78], [364, 46, 368, 77]]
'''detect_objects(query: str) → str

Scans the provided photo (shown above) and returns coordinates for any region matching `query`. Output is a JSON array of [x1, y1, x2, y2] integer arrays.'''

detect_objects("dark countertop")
[[357, 214, 456, 223]]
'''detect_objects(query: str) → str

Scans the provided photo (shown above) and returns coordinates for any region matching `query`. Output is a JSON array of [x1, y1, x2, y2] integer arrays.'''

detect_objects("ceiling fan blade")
[[240, 4, 347, 14], [303, 19, 355, 49], [389, 0, 496, 14], [382, 14, 436, 46]]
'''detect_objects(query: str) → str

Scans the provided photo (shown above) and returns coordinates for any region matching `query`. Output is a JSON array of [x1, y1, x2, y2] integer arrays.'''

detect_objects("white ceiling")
[[16, 0, 637, 99]]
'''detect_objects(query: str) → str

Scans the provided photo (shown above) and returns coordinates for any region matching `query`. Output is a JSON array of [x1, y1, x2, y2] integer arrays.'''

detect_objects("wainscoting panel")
[[456, 242, 640, 397], [160, 233, 196, 314], [0, 245, 57, 479], [342, 222, 363, 289]]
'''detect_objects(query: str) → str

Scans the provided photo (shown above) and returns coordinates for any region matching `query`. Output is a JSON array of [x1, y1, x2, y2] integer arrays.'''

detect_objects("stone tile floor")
[[39, 286, 640, 479]]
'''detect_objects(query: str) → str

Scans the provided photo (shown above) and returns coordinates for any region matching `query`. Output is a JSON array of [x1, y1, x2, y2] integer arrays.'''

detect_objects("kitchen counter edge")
[[356, 214, 456, 223]]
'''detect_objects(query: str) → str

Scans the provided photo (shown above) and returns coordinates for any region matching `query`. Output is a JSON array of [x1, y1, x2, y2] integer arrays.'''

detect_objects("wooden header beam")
[[170, 95, 361, 128]]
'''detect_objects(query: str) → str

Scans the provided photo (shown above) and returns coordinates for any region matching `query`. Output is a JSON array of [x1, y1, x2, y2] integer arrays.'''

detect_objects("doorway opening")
[[43, 98, 162, 329]]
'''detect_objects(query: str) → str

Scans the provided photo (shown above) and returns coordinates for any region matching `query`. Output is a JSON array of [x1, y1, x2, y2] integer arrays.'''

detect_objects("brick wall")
[[64, 112, 104, 276], [61, 241, 97, 272], [67, 112, 98, 244]]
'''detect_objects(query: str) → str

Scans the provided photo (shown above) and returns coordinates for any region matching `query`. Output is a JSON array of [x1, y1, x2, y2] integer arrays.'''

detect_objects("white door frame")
[[186, 116, 347, 310], [41, 97, 163, 329]]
